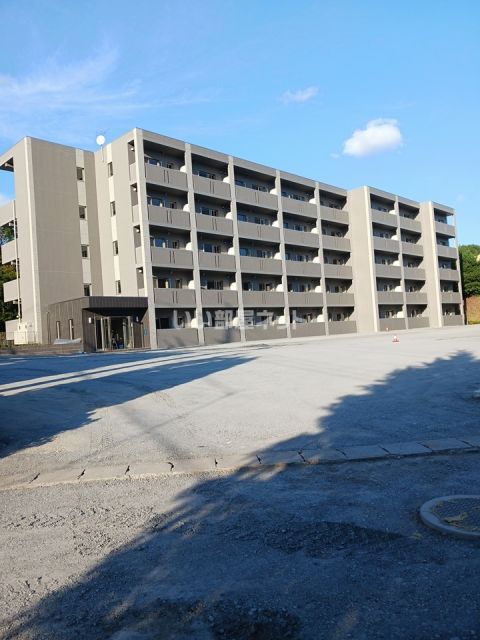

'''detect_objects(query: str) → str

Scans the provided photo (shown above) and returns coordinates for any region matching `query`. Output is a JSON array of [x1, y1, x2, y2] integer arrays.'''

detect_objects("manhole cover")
[[420, 495, 480, 539]]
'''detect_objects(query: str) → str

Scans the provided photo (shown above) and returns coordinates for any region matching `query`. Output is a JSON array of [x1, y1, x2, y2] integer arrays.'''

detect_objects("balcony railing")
[[377, 291, 404, 305], [435, 220, 456, 237], [287, 291, 323, 307], [193, 174, 231, 199], [323, 264, 353, 279], [322, 235, 351, 252], [283, 228, 319, 249], [148, 205, 191, 230], [371, 209, 398, 227], [240, 256, 282, 275], [281, 196, 317, 219], [242, 291, 285, 307], [201, 289, 239, 308], [3, 278, 19, 302], [399, 217, 421, 233], [196, 214, 234, 236], [154, 288, 196, 307], [0, 200, 14, 227], [437, 245, 457, 259], [373, 236, 400, 253], [144, 163, 188, 190], [441, 291, 462, 304], [198, 252, 236, 272], [1, 239, 17, 264], [237, 221, 280, 243], [325, 292, 355, 306], [319, 205, 349, 225], [235, 185, 278, 209], [375, 264, 402, 278], [150, 246, 193, 268], [405, 292, 428, 305], [378, 318, 406, 331], [438, 268, 460, 282], [401, 241, 423, 257], [285, 260, 322, 278], [403, 266, 425, 280]]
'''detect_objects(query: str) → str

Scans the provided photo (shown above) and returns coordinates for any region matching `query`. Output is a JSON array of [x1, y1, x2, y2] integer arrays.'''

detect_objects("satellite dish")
[[96, 134, 106, 146]]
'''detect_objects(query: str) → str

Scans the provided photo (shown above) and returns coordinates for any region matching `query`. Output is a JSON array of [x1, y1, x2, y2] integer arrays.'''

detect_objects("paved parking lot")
[[1, 325, 479, 487]]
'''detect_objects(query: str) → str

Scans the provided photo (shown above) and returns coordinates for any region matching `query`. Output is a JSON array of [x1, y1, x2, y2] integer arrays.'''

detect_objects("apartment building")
[[0, 129, 463, 350]]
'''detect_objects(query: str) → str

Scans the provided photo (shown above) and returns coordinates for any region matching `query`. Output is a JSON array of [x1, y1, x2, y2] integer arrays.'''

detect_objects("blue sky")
[[0, 0, 478, 243]]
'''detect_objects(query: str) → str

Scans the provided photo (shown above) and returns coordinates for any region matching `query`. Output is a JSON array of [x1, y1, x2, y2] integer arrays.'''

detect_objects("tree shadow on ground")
[[0, 349, 255, 459], [3, 351, 480, 639]]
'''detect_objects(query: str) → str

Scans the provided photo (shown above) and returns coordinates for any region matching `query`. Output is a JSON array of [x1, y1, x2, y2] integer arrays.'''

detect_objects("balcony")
[[240, 256, 282, 275], [408, 317, 429, 329], [1, 239, 16, 264], [285, 260, 322, 278], [145, 163, 188, 190], [3, 278, 19, 302], [235, 185, 278, 209], [323, 264, 353, 279], [405, 292, 428, 305], [401, 241, 423, 257], [441, 291, 462, 304], [319, 205, 348, 225], [288, 292, 323, 307], [325, 292, 355, 306], [437, 245, 457, 259], [379, 318, 406, 331], [237, 221, 280, 243], [154, 288, 196, 308], [373, 237, 400, 253], [242, 291, 285, 307], [322, 235, 351, 252], [291, 322, 326, 337], [193, 174, 231, 199], [201, 289, 239, 308], [199, 252, 236, 272], [151, 246, 193, 268], [399, 217, 421, 233], [435, 220, 456, 237], [371, 210, 397, 228], [443, 315, 463, 327], [377, 291, 404, 305], [403, 266, 425, 280], [283, 228, 319, 249], [438, 268, 460, 282], [196, 214, 234, 236], [375, 264, 402, 278], [0, 200, 14, 227], [148, 205, 191, 231], [281, 196, 317, 219], [328, 320, 357, 335]]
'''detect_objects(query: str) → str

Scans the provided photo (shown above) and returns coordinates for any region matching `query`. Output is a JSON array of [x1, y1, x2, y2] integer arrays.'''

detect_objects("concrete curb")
[[1, 435, 479, 491], [419, 495, 480, 540]]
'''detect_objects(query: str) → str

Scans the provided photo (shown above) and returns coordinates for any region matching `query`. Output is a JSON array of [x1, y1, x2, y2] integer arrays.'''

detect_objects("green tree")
[[459, 244, 480, 297], [0, 224, 16, 331]]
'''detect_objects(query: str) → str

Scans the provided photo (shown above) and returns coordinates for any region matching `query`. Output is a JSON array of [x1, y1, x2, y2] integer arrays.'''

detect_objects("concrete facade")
[[0, 129, 464, 349]]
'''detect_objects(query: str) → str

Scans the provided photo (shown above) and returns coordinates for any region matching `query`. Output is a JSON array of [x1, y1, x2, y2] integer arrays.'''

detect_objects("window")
[[195, 169, 216, 180], [235, 179, 246, 187], [76, 167, 84, 181], [81, 245, 89, 258], [175, 279, 182, 289], [251, 184, 267, 192], [238, 213, 247, 222], [79, 206, 87, 220], [55, 321, 61, 340], [240, 247, 249, 256], [107, 162, 113, 177], [115, 280, 122, 294], [84, 284, 91, 296], [110, 201, 116, 216], [68, 319, 74, 340], [113, 240, 119, 255]]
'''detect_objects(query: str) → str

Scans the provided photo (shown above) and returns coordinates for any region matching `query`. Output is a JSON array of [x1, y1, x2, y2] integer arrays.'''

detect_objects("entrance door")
[[110, 316, 134, 350], [95, 317, 110, 351]]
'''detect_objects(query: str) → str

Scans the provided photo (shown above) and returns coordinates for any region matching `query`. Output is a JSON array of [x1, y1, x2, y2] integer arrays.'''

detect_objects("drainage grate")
[[420, 495, 480, 539]]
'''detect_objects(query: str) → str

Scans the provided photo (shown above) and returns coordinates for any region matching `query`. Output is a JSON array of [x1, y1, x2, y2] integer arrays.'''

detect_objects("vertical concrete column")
[[314, 183, 329, 335], [184, 143, 205, 345], [419, 201, 442, 328], [227, 157, 246, 342], [452, 207, 465, 323], [347, 187, 378, 333], [132, 129, 157, 349], [394, 196, 408, 327], [275, 171, 291, 338]]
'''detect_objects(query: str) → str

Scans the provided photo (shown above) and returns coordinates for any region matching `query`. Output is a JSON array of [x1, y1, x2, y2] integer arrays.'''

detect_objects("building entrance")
[[94, 315, 143, 351]]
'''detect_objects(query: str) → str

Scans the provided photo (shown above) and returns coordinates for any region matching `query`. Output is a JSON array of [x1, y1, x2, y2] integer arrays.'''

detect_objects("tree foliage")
[[459, 244, 480, 297]]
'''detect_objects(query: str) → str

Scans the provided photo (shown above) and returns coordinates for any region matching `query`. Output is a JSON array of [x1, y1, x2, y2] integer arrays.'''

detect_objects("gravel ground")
[[1, 452, 480, 639]]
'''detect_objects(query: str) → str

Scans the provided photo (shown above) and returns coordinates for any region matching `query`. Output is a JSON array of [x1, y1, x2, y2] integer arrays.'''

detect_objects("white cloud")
[[0, 46, 212, 147], [343, 118, 403, 157], [280, 86, 319, 104]]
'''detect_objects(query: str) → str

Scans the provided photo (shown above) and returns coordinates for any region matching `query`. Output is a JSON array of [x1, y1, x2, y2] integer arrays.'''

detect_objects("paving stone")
[[259, 450, 305, 466], [420, 438, 472, 452], [381, 441, 432, 456], [301, 448, 346, 464], [337, 445, 389, 460], [459, 435, 480, 447]]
